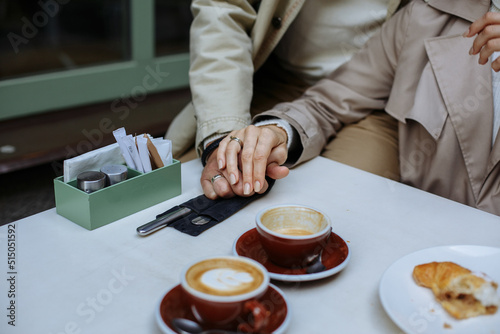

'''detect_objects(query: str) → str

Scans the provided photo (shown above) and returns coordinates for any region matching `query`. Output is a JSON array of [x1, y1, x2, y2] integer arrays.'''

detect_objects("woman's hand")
[[464, 11, 500, 71], [217, 125, 290, 196]]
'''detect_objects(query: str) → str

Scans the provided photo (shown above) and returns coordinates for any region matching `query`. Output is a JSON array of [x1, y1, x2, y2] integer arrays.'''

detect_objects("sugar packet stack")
[[112, 127, 172, 173], [63, 128, 172, 182]]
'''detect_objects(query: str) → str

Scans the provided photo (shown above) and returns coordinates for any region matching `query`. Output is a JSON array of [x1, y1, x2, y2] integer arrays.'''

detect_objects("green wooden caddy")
[[54, 160, 181, 230]]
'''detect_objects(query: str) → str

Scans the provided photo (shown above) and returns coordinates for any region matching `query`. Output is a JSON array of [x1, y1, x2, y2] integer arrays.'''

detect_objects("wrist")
[[262, 124, 288, 143], [254, 118, 293, 148]]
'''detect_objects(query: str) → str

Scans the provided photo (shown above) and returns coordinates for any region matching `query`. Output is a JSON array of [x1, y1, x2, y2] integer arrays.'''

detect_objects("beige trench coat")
[[166, 0, 403, 156], [257, 0, 500, 215]]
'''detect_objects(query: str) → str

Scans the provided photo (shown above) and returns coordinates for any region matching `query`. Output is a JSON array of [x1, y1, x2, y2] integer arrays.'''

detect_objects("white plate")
[[379, 245, 500, 334]]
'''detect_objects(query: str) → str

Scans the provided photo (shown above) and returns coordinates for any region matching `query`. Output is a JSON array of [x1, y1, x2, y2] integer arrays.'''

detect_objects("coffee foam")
[[274, 227, 314, 236], [186, 258, 264, 296], [261, 206, 328, 236]]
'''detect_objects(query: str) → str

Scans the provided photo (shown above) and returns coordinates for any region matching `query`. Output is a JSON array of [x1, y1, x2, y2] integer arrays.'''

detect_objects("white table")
[[1, 157, 499, 334]]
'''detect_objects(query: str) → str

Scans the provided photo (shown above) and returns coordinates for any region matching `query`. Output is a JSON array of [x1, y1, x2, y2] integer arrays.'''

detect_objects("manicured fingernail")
[[254, 181, 261, 193], [469, 47, 474, 55], [244, 183, 251, 195], [218, 159, 223, 169], [230, 174, 237, 185], [463, 28, 470, 37]]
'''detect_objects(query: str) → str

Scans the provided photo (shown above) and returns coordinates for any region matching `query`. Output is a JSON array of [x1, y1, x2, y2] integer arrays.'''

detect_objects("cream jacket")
[[257, 0, 500, 216], [167, 0, 403, 156]]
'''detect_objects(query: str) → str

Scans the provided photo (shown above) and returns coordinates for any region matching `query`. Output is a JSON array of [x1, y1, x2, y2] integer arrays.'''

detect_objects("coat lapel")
[[426, 34, 494, 196], [251, 0, 280, 58], [252, 0, 306, 70]]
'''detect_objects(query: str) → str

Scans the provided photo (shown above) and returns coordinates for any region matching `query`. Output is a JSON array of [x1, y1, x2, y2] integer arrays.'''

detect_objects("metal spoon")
[[171, 318, 240, 334], [305, 252, 326, 274], [306, 250, 326, 274], [305, 234, 331, 274]]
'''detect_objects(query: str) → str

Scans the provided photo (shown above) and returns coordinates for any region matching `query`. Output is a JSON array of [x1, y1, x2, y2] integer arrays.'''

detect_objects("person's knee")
[[321, 112, 400, 181]]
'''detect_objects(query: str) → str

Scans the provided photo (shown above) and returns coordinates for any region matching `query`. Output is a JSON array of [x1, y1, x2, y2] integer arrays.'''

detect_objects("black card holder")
[[156, 178, 275, 236]]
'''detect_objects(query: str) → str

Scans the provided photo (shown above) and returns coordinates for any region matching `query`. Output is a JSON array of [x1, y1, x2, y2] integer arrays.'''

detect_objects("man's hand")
[[201, 147, 239, 199]]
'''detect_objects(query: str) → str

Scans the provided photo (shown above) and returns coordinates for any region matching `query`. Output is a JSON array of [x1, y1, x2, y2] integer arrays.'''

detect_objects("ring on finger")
[[211, 174, 223, 184], [229, 135, 244, 148]]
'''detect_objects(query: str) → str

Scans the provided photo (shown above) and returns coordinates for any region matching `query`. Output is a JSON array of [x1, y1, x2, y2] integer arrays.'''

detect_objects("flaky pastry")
[[413, 261, 499, 319]]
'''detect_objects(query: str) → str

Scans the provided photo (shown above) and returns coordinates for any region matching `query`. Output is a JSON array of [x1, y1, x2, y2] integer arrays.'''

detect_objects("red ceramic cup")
[[180, 256, 270, 331], [256, 204, 332, 268]]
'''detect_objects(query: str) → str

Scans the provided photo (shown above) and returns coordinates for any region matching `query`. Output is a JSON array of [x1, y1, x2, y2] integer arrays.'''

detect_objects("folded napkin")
[[158, 178, 275, 236], [63, 143, 125, 182]]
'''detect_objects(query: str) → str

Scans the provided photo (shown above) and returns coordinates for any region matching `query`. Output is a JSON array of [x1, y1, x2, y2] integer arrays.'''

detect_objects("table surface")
[[1, 157, 499, 334]]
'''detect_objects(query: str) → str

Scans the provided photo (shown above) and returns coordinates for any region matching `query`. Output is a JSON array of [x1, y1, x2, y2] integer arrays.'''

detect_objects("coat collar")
[[427, 0, 490, 23]]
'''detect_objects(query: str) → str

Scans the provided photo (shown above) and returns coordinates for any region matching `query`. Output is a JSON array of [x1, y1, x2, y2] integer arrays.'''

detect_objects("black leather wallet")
[[146, 178, 276, 236]]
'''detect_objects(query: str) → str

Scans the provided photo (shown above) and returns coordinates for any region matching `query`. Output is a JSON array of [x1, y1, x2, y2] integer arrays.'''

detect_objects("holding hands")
[[465, 11, 500, 71], [201, 125, 290, 199]]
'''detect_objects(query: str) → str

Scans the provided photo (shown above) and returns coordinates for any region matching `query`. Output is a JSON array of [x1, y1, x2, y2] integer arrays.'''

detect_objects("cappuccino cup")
[[256, 204, 331, 268], [181, 256, 270, 330]]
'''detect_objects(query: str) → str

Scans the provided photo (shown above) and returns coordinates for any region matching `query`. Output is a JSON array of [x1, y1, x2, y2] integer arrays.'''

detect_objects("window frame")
[[0, 0, 190, 121]]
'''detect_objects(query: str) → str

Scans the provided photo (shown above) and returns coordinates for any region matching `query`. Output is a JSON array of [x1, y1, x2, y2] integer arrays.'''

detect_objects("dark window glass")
[[155, 0, 191, 56], [0, 0, 131, 80]]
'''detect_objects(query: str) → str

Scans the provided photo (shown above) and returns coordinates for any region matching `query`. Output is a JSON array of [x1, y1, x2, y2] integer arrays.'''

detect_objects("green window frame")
[[0, 0, 190, 121]]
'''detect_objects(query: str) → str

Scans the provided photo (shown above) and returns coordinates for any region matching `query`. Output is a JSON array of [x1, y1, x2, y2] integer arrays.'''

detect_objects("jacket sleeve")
[[254, 1, 413, 166], [190, 0, 258, 153]]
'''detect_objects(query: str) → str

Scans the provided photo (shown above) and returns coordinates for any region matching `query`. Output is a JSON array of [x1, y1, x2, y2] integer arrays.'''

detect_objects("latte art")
[[201, 268, 254, 292], [186, 258, 265, 296]]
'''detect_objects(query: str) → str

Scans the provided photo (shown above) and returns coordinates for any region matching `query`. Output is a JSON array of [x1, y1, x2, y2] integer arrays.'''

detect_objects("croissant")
[[413, 261, 499, 319]]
